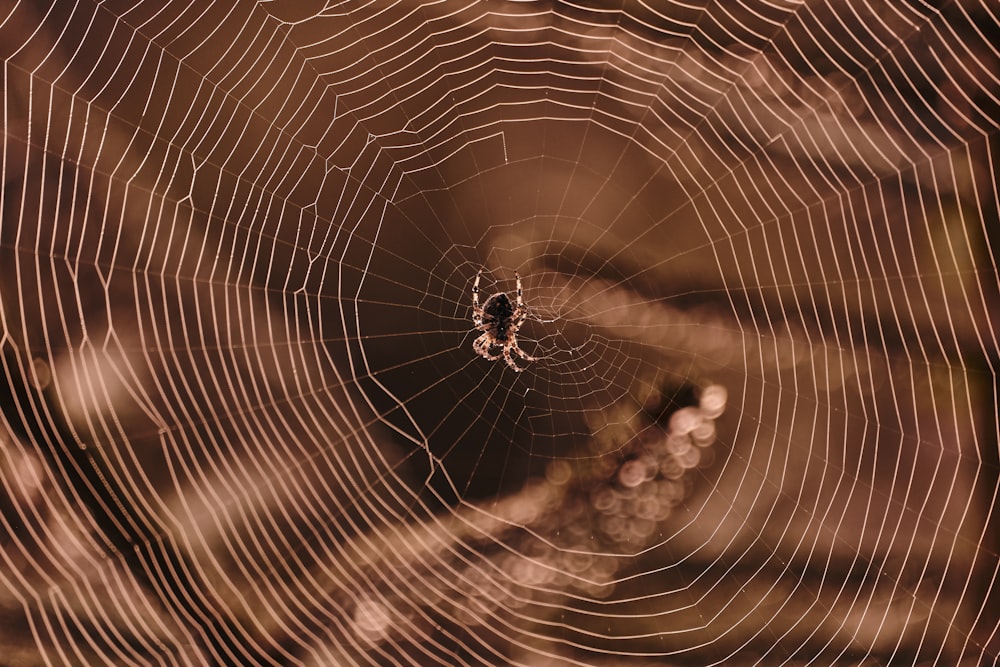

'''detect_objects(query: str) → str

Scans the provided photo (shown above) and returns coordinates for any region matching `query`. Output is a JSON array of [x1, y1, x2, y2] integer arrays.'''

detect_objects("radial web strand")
[[1, 1, 998, 665]]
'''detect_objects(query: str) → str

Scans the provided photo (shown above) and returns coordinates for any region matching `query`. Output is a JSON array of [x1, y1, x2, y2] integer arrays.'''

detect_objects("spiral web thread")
[[1, 1, 998, 665]]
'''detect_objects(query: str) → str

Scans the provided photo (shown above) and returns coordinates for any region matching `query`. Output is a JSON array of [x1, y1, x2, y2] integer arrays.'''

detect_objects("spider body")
[[471, 271, 537, 372], [481, 293, 514, 341]]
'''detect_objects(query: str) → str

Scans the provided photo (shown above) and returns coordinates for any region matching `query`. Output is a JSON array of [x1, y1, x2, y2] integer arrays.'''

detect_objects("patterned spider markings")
[[471, 271, 538, 372]]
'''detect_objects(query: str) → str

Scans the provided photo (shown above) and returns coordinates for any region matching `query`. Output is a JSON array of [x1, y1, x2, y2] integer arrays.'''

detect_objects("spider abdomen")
[[483, 294, 514, 341]]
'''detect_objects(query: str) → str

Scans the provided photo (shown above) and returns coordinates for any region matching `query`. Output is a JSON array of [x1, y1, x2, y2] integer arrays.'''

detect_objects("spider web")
[[1, 0, 998, 665]]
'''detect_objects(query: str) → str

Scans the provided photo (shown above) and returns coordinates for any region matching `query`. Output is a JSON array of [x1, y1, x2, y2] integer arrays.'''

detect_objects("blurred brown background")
[[1, 0, 998, 664]]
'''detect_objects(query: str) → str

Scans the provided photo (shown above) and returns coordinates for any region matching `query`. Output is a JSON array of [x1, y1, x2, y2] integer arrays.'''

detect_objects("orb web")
[[1, 0, 998, 665]]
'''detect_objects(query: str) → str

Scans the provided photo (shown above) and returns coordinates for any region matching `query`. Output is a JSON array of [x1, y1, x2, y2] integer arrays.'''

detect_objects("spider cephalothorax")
[[471, 271, 537, 372]]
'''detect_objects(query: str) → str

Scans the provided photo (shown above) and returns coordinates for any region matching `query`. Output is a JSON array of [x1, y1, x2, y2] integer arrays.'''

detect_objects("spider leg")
[[471, 270, 485, 326], [513, 342, 538, 362], [503, 344, 525, 372], [473, 334, 502, 361], [474, 313, 493, 332], [515, 271, 524, 308], [473, 270, 481, 309], [505, 309, 536, 362]]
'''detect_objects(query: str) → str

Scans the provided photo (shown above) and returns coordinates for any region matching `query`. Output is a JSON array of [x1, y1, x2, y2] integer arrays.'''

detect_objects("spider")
[[471, 270, 538, 372]]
